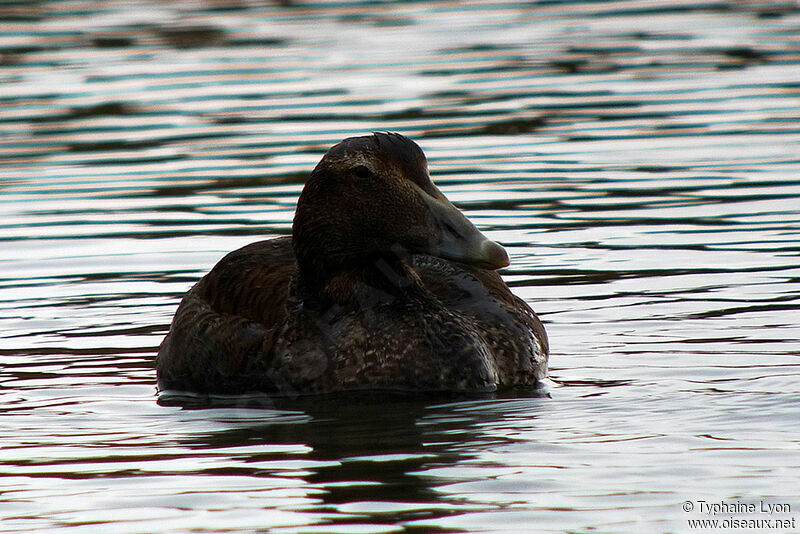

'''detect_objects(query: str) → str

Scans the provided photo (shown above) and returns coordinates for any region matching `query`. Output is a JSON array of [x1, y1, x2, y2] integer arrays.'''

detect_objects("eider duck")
[[157, 133, 548, 395]]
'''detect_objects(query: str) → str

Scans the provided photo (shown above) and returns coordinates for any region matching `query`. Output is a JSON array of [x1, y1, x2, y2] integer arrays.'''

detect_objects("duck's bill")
[[420, 191, 510, 270]]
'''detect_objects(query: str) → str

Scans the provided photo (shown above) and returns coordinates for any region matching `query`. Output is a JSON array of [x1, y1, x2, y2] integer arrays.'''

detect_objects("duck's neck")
[[294, 247, 424, 307], [291, 174, 426, 306]]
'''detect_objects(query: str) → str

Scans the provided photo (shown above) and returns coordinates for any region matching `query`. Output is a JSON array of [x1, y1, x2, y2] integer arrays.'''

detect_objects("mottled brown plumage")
[[157, 133, 548, 395]]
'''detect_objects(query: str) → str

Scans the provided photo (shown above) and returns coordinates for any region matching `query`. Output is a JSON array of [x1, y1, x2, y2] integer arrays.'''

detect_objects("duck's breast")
[[413, 255, 548, 385], [271, 285, 499, 393]]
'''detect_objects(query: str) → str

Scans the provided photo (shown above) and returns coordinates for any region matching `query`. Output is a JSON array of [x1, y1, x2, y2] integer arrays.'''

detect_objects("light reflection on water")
[[1, 1, 800, 532]]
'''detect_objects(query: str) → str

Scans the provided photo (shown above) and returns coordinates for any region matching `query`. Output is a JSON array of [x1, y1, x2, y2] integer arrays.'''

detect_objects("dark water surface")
[[2, 1, 800, 532]]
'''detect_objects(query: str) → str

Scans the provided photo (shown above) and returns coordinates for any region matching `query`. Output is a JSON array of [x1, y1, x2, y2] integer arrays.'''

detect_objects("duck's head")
[[293, 132, 509, 281]]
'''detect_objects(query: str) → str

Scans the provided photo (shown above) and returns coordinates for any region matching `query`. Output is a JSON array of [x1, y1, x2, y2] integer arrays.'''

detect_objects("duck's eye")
[[352, 165, 374, 180]]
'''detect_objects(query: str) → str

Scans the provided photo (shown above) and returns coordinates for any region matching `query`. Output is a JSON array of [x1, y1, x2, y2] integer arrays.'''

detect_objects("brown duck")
[[157, 133, 548, 395]]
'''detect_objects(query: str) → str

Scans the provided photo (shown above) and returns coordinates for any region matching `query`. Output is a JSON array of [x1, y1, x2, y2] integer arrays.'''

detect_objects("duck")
[[156, 132, 548, 395]]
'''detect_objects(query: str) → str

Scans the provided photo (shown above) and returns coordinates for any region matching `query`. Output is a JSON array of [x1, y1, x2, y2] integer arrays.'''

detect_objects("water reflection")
[[164, 395, 549, 531]]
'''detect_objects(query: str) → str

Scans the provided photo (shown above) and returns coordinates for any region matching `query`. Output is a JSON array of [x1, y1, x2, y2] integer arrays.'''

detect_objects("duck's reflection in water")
[[170, 391, 547, 528]]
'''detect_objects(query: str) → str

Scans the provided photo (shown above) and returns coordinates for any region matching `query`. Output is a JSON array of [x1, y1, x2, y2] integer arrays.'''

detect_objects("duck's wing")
[[413, 255, 549, 384], [156, 237, 296, 394]]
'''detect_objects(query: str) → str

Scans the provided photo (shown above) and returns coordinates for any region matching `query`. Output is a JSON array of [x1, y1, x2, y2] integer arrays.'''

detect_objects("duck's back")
[[156, 237, 296, 393]]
